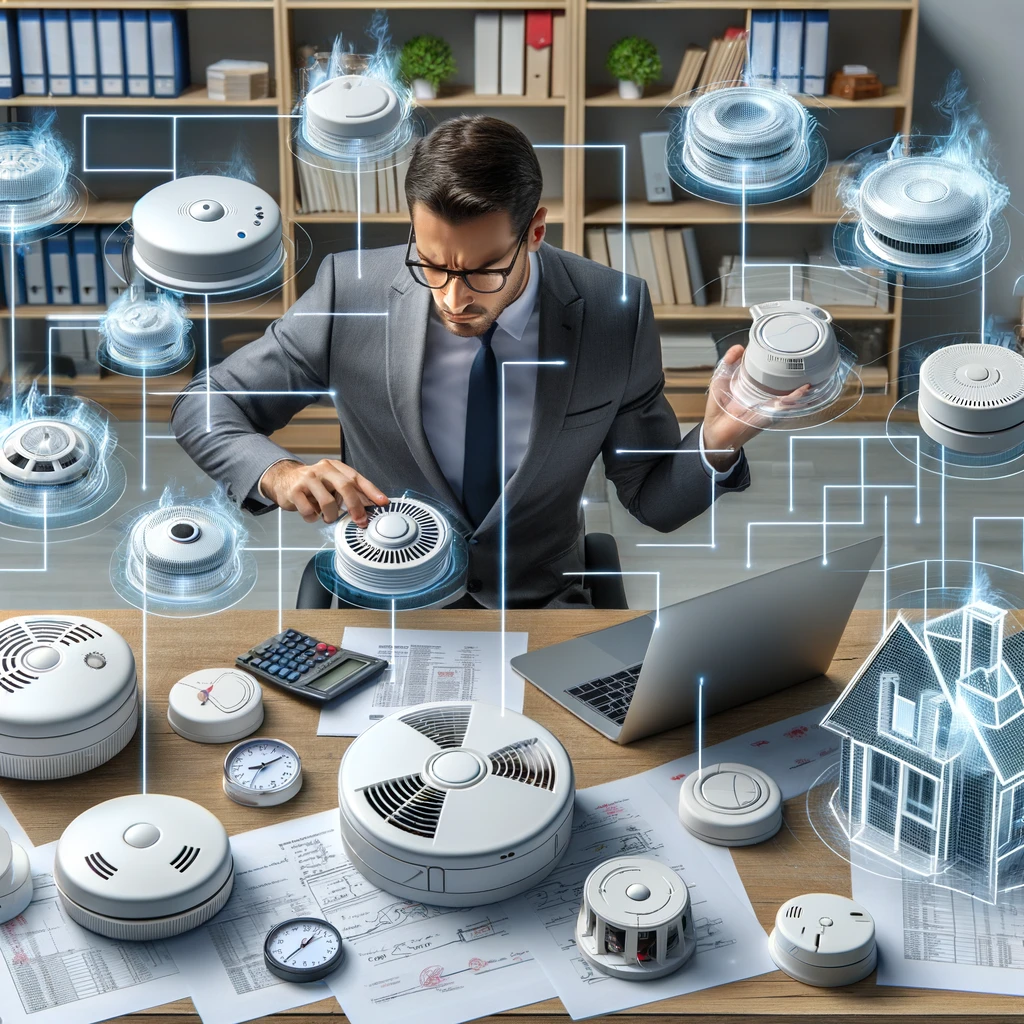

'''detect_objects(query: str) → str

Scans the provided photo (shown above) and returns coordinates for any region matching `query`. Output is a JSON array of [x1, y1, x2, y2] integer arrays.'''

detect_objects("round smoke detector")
[[131, 175, 284, 294], [0, 136, 67, 204], [745, 301, 839, 393], [100, 296, 192, 375], [0, 615, 138, 780], [678, 762, 783, 846], [681, 88, 811, 192], [858, 156, 991, 269], [918, 343, 1024, 454], [0, 419, 92, 486], [575, 857, 696, 980], [332, 498, 465, 605], [338, 701, 575, 906], [54, 793, 234, 941], [304, 75, 402, 153]]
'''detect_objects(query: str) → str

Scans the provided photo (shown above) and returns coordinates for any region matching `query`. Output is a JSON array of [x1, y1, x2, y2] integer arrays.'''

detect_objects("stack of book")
[[719, 256, 800, 307], [295, 143, 413, 215], [810, 163, 852, 218], [207, 60, 270, 102], [474, 11, 567, 98], [803, 252, 888, 309], [670, 27, 748, 97], [585, 225, 707, 306], [659, 332, 719, 370]]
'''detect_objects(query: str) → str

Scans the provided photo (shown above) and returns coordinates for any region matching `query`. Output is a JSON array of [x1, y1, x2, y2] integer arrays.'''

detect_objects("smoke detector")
[[858, 156, 991, 269], [0, 826, 32, 924], [54, 794, 234, 941], [99, 295, 192, 376], [168, 668, 264, 744], [917, 343, 1024, 454], [338, 701, 575, 906], [678, 762, 782, 846], [303, 76, 402, 153], [575, 857, 696, 980], [0, 615, 138, 780], [744, 301, 840, 392], [0, 419, 92, 487], [0, 136, 67, 204], [768, 893, 877, 987], [331, 497, 467, 608], [131, 175, 284, 294]]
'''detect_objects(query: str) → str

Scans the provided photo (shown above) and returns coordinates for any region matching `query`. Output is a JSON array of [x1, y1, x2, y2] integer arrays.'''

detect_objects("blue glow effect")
[[98, 290, 194, 378]]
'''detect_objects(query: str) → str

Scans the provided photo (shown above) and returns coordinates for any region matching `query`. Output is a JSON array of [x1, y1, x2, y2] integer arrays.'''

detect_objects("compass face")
[[264, 917, 343, 981], [225, 739, 299, 793]]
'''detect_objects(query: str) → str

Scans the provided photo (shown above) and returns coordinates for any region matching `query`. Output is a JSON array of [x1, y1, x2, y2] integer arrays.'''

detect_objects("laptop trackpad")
[[586, 614, 656, 664]]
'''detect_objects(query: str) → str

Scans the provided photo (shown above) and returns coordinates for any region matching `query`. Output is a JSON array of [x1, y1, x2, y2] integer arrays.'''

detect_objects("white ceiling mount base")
[[918, 401, 1024, 456], [678, 762, 782, 847], [0, 828, 33, 924], [769, 893, 877, 987]]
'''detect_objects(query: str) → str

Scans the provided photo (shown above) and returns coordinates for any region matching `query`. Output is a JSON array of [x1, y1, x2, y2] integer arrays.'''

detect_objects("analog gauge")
[[222, 737, 302, 807], [264, 917, 344, 983]]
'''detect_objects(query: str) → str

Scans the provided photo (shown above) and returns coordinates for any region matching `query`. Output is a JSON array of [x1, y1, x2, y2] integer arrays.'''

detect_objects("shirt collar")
[[495, 250, 540, 342]]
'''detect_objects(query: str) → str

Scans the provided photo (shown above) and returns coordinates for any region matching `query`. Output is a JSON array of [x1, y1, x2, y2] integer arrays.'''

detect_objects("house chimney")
[[962, 601, 1004, 678]]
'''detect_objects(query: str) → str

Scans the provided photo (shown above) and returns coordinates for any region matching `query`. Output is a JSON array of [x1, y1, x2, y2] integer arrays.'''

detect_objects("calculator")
[[236, 629, 389, 704]]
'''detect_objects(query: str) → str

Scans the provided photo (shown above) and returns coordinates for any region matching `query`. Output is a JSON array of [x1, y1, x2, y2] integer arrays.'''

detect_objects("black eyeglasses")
[[405, 225, 529, 294]]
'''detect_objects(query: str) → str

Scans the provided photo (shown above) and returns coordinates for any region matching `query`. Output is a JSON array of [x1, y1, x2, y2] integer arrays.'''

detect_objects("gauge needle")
[[248, 755, 283, 780], [283, 933, 321, 962], [197, 684, 215, 705]]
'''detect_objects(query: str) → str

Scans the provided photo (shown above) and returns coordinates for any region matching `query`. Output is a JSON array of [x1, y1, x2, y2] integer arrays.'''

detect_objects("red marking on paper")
[[420, 966, 444, 988]]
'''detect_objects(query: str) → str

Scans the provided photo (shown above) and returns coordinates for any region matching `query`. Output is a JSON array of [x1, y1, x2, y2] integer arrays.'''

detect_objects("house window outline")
[[997, 783, 1024, 856], [903, 768, 938, 828], [892, 694, 917, 739]]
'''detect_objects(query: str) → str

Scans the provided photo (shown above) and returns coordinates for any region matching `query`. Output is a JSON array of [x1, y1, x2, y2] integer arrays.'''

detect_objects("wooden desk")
[[2, 609, 1016, 1023]]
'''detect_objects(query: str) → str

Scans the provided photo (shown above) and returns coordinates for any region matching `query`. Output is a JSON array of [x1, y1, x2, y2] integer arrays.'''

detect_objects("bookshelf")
[[0, 0, 919, 444]]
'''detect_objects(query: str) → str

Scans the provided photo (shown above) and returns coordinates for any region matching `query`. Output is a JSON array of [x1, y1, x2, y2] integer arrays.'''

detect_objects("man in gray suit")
[[172, 116, 765, 609]]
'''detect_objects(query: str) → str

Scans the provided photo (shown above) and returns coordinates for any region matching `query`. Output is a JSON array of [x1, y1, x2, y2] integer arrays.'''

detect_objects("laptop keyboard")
[[566, 664, 643, 726]]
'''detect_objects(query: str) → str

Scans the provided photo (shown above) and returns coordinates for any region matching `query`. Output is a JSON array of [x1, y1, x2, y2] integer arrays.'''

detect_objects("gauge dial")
[[222, 737, 302, 807], [264, 917, 343, 983]]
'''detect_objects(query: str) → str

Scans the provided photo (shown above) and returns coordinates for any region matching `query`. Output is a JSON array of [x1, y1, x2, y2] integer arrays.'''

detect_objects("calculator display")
[[305, 657, 370, 692]]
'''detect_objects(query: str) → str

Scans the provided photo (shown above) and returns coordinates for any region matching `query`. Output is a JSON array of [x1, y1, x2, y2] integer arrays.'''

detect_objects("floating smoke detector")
[[98, 293, 194, 377], [317, 494, 469, 610], [0, 615, 138, 780], [917, 343, 1024, 455], [0, 124, 82, 236], [338, 701, 575, 906], [668, 87, 826, 205], [54, 794, 234, 941], [112, 499, 257, 617], [131, 175, 284, 295], [0, 396, 126, 529], [857, 156, 991, 270], [575, 857, 696, 980]]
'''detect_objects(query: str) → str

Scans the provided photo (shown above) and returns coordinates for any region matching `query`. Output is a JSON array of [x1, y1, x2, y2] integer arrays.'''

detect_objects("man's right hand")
[[259, 459, 389, 527]]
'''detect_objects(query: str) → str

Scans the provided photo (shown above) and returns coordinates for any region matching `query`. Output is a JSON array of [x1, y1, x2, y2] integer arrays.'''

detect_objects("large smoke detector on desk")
[[769, 893, 877, 987], [303, 75, 402, 151], [54, 794, 234, 941], [678, 762, 782, 846], [338, 701, 575, 906], [857, 156, 991, 269], [918, 343, 1024, 455], [575, 856, 696, 980], [0, 825, 33, 924], [130, 174, 284, 294], [0, 615, 138, 780]]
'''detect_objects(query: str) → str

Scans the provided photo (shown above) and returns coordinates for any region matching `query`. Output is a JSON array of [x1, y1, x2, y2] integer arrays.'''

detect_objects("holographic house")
[[822, 601, 1024, 903]]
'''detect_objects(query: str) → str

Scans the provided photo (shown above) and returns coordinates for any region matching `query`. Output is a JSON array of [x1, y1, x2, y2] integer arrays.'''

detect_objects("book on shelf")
[[584, 226, 699, 306], [696, 28, 747, 95], [648, 227, 675, 306], [811, 162, 851, 218], [671, 45, 707, 97], [631, 229, 662, 304], [525, 11, 552, 99], [665, 228, 693, 307], [660, 331, 719, 370], [294, 142, 415, 215], [682, 228, 706, 306], [719, 255, 804, 307], [584, 227, 610, 267], [550, 13, 567, 98], [500, 12, 526, 96], [474, 12, 500, 95], [474, 9, 562, 99], [207, 60, 270, 102], [804, 251, 888, 310]]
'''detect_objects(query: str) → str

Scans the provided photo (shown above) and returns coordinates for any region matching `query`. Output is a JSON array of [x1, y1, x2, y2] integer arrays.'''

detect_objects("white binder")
[[70, 11, 99, 96], [499, 12, 525, 95], [97, 11, 125, 96], [17, 11, 47, 96], [43, 11, 73, 95], [474, 13, 500, 95], [123, 10, 151, 97]]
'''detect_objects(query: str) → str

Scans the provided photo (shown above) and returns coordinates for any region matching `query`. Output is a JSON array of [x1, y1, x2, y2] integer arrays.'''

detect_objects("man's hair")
[[404, 116, 543, 236]]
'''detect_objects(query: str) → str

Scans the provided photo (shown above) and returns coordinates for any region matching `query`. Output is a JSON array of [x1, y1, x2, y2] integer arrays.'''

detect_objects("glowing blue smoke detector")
[[110, 495, 257, 618], [98, 292, 194, 378], [315, 493, 469, 610], [0, 392, 125, 530], [0, 124, 84, 238], [667, 87, 827, 205]]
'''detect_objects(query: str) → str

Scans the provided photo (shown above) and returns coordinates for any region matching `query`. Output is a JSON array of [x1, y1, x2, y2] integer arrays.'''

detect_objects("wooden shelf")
[[6, 84, 278, 107], [296, 198, 566, 225], [654, 304, 894, 321], [416, 85, 565, 107], [585, 198, 843, 225], [585, 84, 907, 108], [588, 0, 913, 9], [2, 299, 286, 320]]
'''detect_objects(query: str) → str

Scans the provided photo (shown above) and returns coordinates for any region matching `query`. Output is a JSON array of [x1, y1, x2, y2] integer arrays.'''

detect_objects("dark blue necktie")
[[462, 323, 499, 528]]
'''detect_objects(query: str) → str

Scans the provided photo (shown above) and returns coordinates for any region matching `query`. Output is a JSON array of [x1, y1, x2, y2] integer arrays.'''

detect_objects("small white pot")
[[412, 78, 437, 100], [618, 80, 643, 100]]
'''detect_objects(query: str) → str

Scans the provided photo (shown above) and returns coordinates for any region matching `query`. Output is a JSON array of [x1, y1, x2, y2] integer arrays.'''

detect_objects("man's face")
[[410, 205, 544, 338]]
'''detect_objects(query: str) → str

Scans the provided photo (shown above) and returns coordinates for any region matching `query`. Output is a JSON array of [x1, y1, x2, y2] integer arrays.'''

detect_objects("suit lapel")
[[385, 267, 464, 512]]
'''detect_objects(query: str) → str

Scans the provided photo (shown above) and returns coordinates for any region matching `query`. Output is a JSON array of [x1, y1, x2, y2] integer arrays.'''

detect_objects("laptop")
[[511, 536, 881, 744]]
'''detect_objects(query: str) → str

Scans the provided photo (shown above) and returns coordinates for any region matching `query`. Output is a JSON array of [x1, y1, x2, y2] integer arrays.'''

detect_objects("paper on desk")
[[0, 842, 189, 1024], [852, 860, 1024, 995], [167, 818, 332, 1024], [507, 775, 777, 1019], [277, 809, 555, 1024], [317, 628, 528, 736]]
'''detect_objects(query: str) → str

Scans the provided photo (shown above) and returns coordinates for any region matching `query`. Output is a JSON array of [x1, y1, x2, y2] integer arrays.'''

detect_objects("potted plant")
[[606, 36, 662, 100], [400, 35, 457, 100]]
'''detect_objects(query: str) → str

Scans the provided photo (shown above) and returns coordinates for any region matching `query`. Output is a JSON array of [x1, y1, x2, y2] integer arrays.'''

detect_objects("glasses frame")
[[404, 224, 530, 294]]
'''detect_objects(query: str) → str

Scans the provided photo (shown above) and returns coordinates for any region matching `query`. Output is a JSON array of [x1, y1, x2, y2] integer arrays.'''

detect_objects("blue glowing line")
[[356, 156, 363, 280], [294, 312, 388, 317], [204, 294, 211, 433], [941, 445, 947, 589], [883, 494, 889, 634], [141, 548, 148, 796], [149, 390, 335, 396], [8, 233, 15, 424], [277, 508, 283, 634], [981, 252, 986, 342], [141, 366, 147, 491], [501, 359, 565, 710], [697, 675, 705, 778], [740, 168, 747, 308], [145, 434, 177, 439]]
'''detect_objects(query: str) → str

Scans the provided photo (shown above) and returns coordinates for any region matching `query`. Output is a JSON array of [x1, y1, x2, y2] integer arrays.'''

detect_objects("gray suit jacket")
[[171, 242, 750, 609]]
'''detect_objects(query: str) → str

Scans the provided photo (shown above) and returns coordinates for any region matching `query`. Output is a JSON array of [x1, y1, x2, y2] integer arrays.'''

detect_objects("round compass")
[[264, 917, 344, 982], [222, 737, 302, 807]]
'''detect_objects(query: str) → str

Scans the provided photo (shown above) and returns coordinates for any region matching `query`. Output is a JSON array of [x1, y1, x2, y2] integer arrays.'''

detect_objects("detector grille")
[[489, 739, 557, 791], [0, 419, 92, 486], [400, 704, 471, 749], [0, 616, 103, 693], [0, 138, 67, 203], [364, 773, 447, 838]]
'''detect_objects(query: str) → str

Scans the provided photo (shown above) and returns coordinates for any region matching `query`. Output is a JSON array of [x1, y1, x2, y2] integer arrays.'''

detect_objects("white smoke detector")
[[333, 498, 464, 605], [304, 75, 402, 151], [678, 762, 782, 846], [0, 137, 66, 204], [769, 893, 876, 987], [100, 295, 191, 372], [55, 794, 234, 941], [858, 156, 991, 268], [575, 857, 696, 980], [338, 701, 574, 906], [744, 301, 839, 393], [131, 175, 284, 294], [0, 615, 138, 780], [0, 826, 33, 924], [918, 343, 1024, 454], [167, 668, 264, 744], [0, 419, 92, 486]]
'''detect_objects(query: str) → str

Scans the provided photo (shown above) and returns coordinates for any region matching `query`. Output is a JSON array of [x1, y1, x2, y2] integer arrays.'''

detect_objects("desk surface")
[[1, 608, 1016, 1023]]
